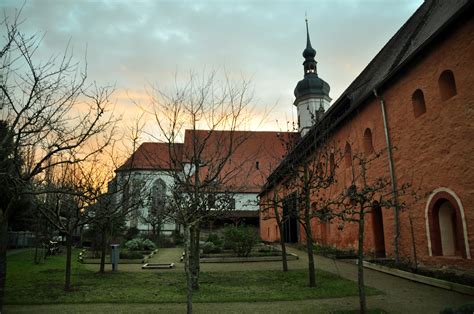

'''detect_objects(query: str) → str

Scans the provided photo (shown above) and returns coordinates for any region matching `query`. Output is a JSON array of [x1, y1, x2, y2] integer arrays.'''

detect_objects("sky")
[[2, 0, 423, 140]]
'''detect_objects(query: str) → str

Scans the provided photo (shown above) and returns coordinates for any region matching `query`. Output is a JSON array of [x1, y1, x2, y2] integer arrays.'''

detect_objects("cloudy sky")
[[2, 0, 423, 138]]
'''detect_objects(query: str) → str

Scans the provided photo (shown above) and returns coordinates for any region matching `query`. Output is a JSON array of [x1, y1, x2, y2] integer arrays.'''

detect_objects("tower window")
[[344, 142, 352, 167], [438, 70, 457, 101], [363, 128, 374, 154], [412, 89, 426, 118]]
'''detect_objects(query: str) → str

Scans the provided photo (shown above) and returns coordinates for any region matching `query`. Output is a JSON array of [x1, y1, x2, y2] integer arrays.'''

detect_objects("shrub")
[[206, 233, 223, 247], [119, 250, 143, 259], [125, 227, 140, 241], [202, 241, 222, 254], [124, 238, 156, 251], [223, 225, 258, 257]]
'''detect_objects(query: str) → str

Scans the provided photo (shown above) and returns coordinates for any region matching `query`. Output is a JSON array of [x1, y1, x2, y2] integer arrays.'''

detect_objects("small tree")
[[328, 151, 409, 314], [146, 70, 257, 314]]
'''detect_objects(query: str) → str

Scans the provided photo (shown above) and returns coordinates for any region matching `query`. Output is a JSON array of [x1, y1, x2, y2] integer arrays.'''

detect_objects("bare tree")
[[259, 189, 290, 272], [145, 70, 256, 314], [325, 151, 409, 314], [0, 12, 115, 308], [263, 122, 341, 287]]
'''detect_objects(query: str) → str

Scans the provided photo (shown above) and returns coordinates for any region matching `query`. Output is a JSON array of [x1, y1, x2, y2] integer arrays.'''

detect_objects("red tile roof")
[[117, 130, 298, 192], [117, 142, 183, 171]]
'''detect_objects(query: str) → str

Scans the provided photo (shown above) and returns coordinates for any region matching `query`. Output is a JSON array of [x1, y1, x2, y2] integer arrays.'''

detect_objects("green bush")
[[206, 233, 223, 247], [223, 225, 258, 257], [125, 227, 140, 241], [124, 238, 156, 251], [202, 241, 222, 254], [119, 250, 144, 259]]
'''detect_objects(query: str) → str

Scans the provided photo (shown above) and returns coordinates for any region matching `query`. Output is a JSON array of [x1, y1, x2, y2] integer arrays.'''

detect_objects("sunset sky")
[[2, 0, 423, 139]]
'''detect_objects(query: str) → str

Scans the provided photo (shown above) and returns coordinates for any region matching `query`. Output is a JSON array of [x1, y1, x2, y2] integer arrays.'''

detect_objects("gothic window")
[[363, 128, 374, 154], [207, 193, 216, 208], [229, 198, 236, 210], [344, 142, 352, 167], [438, 70, 457, 101], [151, 179, 166, 216], [412, 89, 426, 118]]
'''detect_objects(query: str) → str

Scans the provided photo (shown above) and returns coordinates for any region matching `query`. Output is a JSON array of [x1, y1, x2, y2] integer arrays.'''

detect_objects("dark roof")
[[117, 130, 297, 193], [261, 0, 472, 195], [116, 142, 183, 171], [183, 130, 296, 193], [294, 73, 330, 101]]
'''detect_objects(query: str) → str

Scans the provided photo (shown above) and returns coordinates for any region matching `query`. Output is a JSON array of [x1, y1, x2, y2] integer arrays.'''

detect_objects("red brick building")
[[260, 0, 473, 269]]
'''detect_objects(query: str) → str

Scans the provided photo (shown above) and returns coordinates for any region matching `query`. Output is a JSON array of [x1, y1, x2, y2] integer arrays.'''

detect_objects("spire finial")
[[302, 14, 316, 61], [305, 13, 312, 49]]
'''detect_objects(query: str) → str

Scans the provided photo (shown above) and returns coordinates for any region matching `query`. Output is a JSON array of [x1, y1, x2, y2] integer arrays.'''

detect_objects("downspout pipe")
[[373, 88, 400, 263]]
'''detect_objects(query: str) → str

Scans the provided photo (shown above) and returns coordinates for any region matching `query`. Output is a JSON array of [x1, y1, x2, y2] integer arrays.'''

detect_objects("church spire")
[[302, 17, 317, 76]]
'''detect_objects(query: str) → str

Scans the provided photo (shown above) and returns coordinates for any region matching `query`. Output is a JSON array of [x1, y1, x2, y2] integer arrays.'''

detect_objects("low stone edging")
[[200, 253, 299, 263], [363, 261, 474, 296]]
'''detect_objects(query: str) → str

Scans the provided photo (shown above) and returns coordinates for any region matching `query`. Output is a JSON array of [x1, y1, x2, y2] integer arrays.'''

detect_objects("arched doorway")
[[426, 188, 470, 259], [438, 201, 456, 256], [371, 204, 386, 257]]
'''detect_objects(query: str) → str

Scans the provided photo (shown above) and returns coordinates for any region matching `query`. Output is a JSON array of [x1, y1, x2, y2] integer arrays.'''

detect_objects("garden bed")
[[313, 244, 357, 259], [200, 252, 299, 263], [142, 263, 175, 269], [363, 260, 474, 296]]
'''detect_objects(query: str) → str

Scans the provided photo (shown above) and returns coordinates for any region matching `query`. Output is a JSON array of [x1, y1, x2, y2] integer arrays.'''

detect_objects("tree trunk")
[[274, 193, 288, 272], [408, 212, 418, 271], [0, 218, 8, 313], [278, 220, 288, 272], [191, 226, 200, 290], [184, 225, 193, 314], [304, 211, 316, 287], [64, 233, 73, 291], [304, 164, 316, 287], [99, 231, 107, 273], [357, 211, 367, 314]]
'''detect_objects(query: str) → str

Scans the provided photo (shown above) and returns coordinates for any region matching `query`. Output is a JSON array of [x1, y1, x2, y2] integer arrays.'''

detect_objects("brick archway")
[[425, 188, 470, 259]]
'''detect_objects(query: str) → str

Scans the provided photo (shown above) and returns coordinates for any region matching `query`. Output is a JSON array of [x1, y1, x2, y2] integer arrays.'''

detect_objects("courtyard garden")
[[6, 246, 379, 306]]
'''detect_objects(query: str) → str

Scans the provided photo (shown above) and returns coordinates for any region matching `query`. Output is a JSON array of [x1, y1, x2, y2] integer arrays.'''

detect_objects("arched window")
[[363, 128, 374, 154], [344, 142, 352, 167], [412, 89, 426, 118], [151, 179, 166, 216], [438, 70, 457, 101]]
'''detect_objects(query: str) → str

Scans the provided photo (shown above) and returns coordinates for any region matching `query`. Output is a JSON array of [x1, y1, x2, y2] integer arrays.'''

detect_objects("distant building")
[[115, 130, 293, 234], [260, 0, 474, 269]]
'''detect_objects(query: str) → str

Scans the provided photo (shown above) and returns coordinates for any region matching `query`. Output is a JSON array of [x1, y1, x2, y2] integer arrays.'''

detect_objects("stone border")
[[363, 261, 474, 296], [142, 263, 175, 269], [200, 252, 299, 263]]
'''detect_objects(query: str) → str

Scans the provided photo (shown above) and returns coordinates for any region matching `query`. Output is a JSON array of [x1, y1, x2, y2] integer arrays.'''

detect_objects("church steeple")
[[294, 17, 331, 136], [303, 18, 317, 76]]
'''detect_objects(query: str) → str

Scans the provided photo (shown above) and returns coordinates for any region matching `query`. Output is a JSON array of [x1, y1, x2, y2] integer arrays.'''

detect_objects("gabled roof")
[[117, 130, 297, 193], [182, 130, 297, 192], [261, 0, 472, 195], [116, 142, 183, 171]]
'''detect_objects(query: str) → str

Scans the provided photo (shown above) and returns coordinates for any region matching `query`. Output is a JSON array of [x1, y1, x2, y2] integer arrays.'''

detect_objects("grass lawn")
[[6, 249, 379, 305]]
